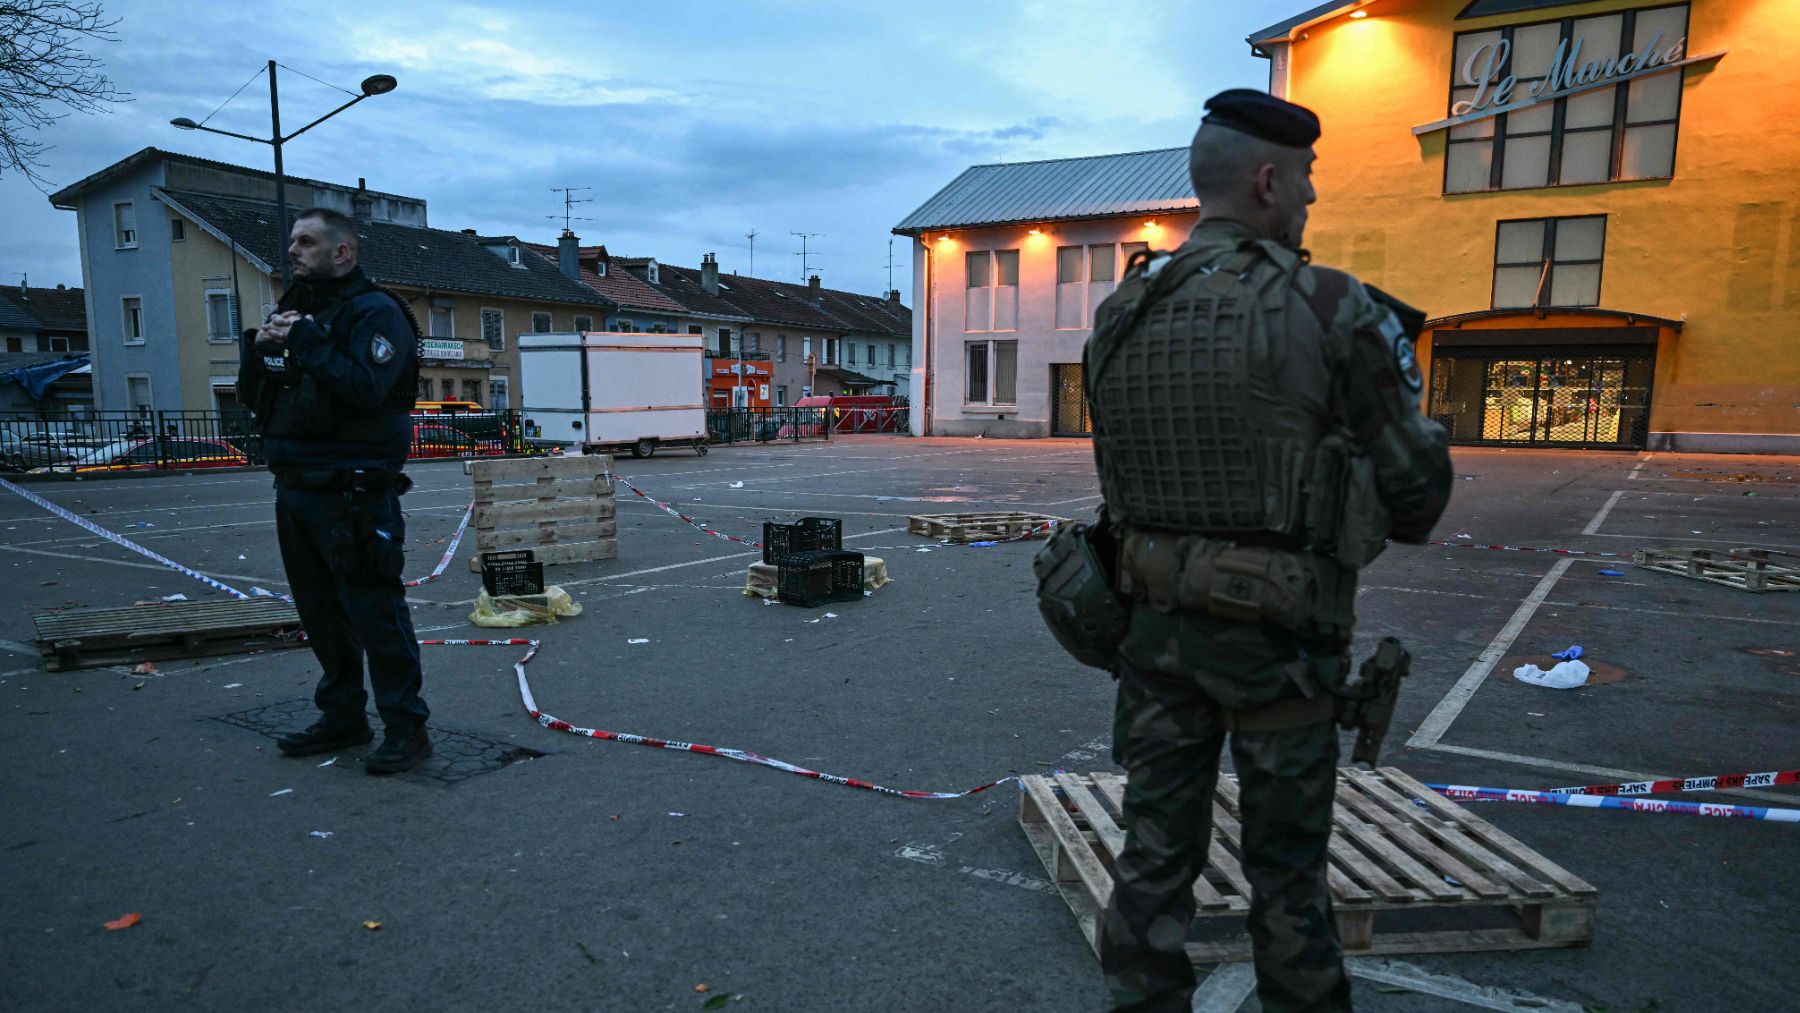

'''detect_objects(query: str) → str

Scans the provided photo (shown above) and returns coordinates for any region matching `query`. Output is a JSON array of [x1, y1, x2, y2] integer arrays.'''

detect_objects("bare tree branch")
[[0, 1, 129, 189]]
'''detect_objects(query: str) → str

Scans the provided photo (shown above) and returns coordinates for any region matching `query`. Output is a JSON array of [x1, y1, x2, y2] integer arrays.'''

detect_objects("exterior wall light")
[[1349, 8, 1368, 18], [1028, 228, 1042, 236]]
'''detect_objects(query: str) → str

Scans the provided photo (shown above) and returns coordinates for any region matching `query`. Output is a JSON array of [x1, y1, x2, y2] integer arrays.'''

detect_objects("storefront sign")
[[1413, 32, 1726, 136], [421, 339, 464, 361]]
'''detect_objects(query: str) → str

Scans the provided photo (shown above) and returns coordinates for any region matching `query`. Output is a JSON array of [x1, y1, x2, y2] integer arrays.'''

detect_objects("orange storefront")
[[1251, 0, 1800, 451]]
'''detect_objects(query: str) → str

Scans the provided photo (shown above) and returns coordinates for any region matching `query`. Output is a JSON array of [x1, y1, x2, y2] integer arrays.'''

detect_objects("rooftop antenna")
[[745, 228, 758, 277], [550, 186, 594, 232], [792, 231, 825, 281], [886, 237, 897, 292]]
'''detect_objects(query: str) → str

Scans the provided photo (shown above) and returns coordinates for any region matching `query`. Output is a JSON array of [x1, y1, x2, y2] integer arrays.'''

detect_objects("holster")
[[1118, 529, 1352, 640]]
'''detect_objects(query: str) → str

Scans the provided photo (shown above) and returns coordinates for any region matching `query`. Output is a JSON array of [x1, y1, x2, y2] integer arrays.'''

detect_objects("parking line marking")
[[1190, 963, 1257, 1012], [1582, 489, 1624, 534], [1408, 557, 1574, 749]]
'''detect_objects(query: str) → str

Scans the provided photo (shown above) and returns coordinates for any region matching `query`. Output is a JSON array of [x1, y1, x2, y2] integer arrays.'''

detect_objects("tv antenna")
[[550, 187, 595, 231], [886, 237, 898, 292], [746, 228, 758, 277], [792, 231, 825, 281]]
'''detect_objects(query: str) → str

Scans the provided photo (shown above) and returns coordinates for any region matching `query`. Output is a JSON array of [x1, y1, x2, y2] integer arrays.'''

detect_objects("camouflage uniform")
[[1091, 219, 1453, 1012]]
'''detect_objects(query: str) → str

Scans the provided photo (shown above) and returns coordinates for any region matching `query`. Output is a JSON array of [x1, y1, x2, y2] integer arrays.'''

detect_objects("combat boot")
[[363, 727, 432, 775], [277, 718, 374, 756]]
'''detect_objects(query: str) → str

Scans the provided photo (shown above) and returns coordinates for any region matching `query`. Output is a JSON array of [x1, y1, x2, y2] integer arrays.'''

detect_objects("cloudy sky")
[[1, 0, 1299, 302]]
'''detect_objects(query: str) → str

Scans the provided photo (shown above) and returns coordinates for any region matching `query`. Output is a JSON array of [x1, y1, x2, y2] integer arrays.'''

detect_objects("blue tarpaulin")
[[0, 355, 89, 400]]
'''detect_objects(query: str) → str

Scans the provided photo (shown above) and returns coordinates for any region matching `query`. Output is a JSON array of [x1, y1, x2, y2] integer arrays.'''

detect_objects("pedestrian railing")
[[705, 407, 832, 445]]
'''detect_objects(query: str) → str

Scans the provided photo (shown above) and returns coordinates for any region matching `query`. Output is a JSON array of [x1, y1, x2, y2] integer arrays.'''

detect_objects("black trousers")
[[275, 484, 428, 732]]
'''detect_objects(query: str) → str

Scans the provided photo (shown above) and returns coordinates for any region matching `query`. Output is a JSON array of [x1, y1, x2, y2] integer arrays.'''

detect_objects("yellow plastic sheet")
[[470, 586, 584, 627]]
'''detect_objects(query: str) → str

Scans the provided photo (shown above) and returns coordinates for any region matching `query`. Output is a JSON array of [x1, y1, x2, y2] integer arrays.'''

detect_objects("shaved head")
[[1187, 122, 1317, 248]]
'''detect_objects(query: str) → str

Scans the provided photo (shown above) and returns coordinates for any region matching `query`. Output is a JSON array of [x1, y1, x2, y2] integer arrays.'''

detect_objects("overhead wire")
[[197, 64, 268, 128]]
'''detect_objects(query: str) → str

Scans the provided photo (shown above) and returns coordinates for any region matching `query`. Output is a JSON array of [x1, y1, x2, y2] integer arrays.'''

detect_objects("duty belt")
[[274, 467, 412, 494]]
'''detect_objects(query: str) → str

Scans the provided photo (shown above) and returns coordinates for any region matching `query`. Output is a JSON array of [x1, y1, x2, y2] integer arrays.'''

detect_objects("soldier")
[[1080, 90, 1453, 1010]]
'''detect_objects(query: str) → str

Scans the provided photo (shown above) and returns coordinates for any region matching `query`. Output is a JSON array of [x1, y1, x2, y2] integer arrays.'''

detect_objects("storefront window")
[[1445, 4, 1688, 194], [1492, 215, 1606, 308]]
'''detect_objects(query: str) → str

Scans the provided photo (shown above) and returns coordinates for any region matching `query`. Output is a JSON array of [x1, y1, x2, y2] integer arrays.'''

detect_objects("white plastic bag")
[[1512, 659, 1590, 689]]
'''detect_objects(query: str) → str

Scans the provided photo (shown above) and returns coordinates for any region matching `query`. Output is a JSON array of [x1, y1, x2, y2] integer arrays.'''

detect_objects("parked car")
[[411, 422, 480, 459], [13, 428, 99, 468], [0, 431, 25, 471], [31, 437, 250, 474]]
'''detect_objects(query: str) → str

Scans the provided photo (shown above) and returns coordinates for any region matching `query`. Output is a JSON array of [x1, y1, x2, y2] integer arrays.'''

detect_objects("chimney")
[[807, 274, 821, 292], [558, 229, 581, 280], [351, 177, 373, 223], [701, 252, 719, 295], [886, 289, 900, 305]]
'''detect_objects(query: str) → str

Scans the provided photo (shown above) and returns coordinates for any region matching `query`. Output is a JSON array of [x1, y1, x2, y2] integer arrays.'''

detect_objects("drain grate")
[[213, 698, 547, 784]]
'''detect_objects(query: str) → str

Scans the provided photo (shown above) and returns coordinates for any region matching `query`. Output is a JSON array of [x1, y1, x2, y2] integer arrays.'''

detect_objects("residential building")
[[1246, 0, 1797, 451], [0, 283, 91, 412], [48, 149, 613, 415], [894, 151, 1199, 436], [523, 237, 688, 334]]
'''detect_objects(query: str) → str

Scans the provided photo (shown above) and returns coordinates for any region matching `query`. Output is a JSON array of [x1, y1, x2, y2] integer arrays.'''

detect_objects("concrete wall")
[[1286, 0, 1800, 444], [911, 212, 1199, 437]]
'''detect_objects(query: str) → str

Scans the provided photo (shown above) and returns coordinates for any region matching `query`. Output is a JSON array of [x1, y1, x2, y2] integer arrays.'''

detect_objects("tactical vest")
[[1086, 241, 1322, 541], [261, 274, 422, 443]]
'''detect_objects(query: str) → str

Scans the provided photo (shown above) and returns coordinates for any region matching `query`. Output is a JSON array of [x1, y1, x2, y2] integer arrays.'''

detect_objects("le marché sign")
[[1413, 29, 1726, 136]]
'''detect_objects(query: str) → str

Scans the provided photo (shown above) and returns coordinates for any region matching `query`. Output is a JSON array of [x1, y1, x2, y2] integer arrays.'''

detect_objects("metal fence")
[[0, 409, 529, 474], [705, 407, 833, 445]]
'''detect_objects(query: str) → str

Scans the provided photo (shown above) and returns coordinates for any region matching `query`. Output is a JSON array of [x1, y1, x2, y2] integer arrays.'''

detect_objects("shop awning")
[[1426, 307, 1684, 332]]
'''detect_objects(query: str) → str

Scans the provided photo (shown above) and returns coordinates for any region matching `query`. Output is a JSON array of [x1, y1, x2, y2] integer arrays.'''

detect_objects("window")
[[848, 341, 857, 363], [1445, 5, 1689, 194], [866, 343, 875, 366], [489, 377, 509, 410], [4, 337, 19, 353], [440, 378, 455, 401], [775, 385, 787, 406], [573, 314, 593, 333], [963, 250, 1019, 332], [777, 335, 787, 362], [126, 374, 152, 413], [802, 336, 813, 363], [1088, 244, 1117, 305], [169, 219, 185, 242], [532, 311, 553, 334], [114, 203, 137, 248], [1057, 245, 1118, 329], [1056, 247, 1084, 328], [647, 262, 660, 284], [480, 308, 504, 350], [462, 379, 482, 404], [825, 338, 838, 365], [1492, 215, 1606, 308], [965, 339, 1018, 406], [205, 290, 235, 342], [429, 303, 454, 338], [887, 344, 896, 368], [1121, 241, 1149, 271], [121, 296, 144, 344], [46, 335, 71, 352], [417, 378, 433, 402], [717, 327, 732, 356], [688, 325, 703, 335]]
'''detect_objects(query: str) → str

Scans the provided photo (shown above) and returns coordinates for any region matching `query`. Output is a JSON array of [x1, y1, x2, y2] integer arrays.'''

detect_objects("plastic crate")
[[480, 550, 545, 596], [774, 550, 865, 608], [762, 516, 843, 565]]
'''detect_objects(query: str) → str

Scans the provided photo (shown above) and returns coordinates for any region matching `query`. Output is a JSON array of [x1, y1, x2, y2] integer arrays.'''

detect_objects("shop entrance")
[[1429, 348, 1654, 448], [1050, 363, 1091, 436]]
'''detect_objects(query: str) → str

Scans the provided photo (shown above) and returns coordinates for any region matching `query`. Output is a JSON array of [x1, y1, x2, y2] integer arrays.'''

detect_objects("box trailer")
[[519, 332, 708, 458]]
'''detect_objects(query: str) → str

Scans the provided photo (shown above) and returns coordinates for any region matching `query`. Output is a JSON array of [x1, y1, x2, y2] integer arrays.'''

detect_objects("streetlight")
[[172, 62, 397, 285]]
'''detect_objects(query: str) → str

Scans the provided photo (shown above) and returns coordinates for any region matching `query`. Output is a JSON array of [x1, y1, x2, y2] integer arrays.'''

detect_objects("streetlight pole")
[[172, 63, 397, 289]]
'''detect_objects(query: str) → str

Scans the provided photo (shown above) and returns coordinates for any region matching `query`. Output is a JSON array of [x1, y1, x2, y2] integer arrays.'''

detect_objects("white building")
[[894, 149, 1199, 437]]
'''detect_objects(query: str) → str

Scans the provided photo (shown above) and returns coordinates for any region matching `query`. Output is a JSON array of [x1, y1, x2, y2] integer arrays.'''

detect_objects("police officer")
[[239, 206, 432, 775], [1082, 91, 1453, 1010]]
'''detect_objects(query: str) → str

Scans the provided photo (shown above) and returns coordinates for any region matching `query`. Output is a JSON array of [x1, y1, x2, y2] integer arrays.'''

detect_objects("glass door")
[[1433, 348, 1655, 448]]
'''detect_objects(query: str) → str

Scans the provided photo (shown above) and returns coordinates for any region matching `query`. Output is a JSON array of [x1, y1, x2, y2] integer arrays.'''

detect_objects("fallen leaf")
[[103, 912, 142, 931], [702, 995, 733, 1010], [695, 983, 710, 993], [363, 920, 383, 931], [131, 662, 158, 675]]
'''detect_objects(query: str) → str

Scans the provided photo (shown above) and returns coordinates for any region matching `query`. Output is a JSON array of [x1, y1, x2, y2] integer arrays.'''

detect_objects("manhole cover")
[[213, 698, 547, 784]]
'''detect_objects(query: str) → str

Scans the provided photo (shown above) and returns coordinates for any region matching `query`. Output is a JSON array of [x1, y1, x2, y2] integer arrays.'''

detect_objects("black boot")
[[363, 727, 432, 775], [277, 718, 374, 757]]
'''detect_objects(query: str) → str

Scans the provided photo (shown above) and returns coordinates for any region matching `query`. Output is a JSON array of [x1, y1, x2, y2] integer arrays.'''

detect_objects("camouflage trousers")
[[1099, 657, 1351, 1012]]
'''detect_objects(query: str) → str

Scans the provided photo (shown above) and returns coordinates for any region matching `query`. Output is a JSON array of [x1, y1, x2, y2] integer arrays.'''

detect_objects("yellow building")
[[1250, 0, 1799, 451]]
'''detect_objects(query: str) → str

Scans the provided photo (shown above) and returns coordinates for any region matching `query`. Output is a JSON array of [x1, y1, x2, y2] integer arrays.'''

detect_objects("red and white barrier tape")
[[612, 475, 764, 549], [1428, 540, 1621, 557], [1547, 768, 1800, 797], [1429, 783, 1800, 823], [403, 501, 474, 587]]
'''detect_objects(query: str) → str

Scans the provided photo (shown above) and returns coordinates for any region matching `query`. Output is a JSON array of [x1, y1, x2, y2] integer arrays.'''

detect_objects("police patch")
[[370, 334, 396, 364], [1395, 336, 1423, 393]]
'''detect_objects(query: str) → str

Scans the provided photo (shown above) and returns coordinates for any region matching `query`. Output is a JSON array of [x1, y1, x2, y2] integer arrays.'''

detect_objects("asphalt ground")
[[0, 438, 1796, 1012]]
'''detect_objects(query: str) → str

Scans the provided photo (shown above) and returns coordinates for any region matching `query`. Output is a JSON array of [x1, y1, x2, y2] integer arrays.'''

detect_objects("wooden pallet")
[[1633, 546, 1800, 592], [1018, 767, 1596, 962], [33, 598, 306, 671], [906, 511, 1066, 543], [468, 455, 618, 570]]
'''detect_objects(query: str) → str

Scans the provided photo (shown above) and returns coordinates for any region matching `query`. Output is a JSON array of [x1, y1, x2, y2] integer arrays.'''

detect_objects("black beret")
[[1202, 88, 1321, 148]]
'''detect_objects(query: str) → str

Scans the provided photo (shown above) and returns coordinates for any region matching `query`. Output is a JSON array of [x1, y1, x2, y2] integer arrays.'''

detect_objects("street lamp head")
[[359, 74, 398, 97], [170, 117, 199, 130]]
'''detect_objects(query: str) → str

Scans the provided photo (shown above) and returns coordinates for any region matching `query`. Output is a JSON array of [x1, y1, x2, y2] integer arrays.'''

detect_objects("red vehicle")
[[794, 395, 907, 434], [33, 436, 250, 474]]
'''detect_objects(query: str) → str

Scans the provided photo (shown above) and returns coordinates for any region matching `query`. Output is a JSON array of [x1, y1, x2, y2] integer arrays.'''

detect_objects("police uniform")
[[1069, 91, 1453, 1011], [238, 265, 431, 773]]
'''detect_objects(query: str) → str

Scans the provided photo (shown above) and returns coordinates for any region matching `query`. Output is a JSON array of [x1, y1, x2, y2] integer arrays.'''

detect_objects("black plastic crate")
[[480, 550, 545, 596], [762, 517, 843, 565], [774, 549, 864, 608]]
